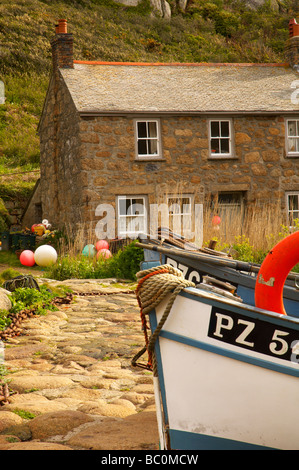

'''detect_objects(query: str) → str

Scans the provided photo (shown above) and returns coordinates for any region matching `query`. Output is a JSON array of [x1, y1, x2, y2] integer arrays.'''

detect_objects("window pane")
[[126, 198, 132, 216], [168, 198, 178, 205], [288, 138, 299, 153], [147, 121, 157, 138], [169, 203, 180, 215], [210, 121, 219, 137], [118, 216, 126, 232], [131, 199, 145, 215], [221, 121, 229, 137], [137, 122, 147, 138], [119, 199, 127, 216], [218, 192, 242, 205], [133, 198, 144, 207], [127, 216, 145, 233], [182, 199, 191, 213], [138, 139, 147, 155], [148, 139, 158, 155], [288, 121, 297, 137], [211, 138, 220, 153], [288, 195, 299, 211], [220, 138, 230, 154]]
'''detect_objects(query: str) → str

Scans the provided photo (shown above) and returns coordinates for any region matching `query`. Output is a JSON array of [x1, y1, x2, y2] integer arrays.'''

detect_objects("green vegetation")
[[45, 240, 144, 281], [0, 308, 11, 331], [0, 365, 8, 380], [9, 284, 60, 316], [210, 232, 299, 271], [0, 267, 22, 282], [0, 281, 71, 331], [12, 409, 36, 420]]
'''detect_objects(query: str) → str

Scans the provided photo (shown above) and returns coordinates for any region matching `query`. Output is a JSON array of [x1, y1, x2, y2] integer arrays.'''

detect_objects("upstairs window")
[[135, 119, 161, 159], [209, 119, 233, 158], [286, 120, 299, 156]]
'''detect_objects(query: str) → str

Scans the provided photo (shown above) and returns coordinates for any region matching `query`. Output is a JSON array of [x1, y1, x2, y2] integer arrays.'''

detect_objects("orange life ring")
[[255, 231, 299, 315]]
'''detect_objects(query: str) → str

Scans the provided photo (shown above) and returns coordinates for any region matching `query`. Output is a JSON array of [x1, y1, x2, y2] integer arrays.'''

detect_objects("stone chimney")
[[51, 19, 73, 70], [286, 19, 299, 69]]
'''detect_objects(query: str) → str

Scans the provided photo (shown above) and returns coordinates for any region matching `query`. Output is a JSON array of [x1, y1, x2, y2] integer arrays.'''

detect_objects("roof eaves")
[[73, 60, 290, 68], [79, 109, 299, 117]]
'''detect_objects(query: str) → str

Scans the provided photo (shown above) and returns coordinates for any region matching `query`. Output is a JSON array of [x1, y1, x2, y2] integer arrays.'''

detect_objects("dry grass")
[[56, 222, 97, 257], [203, 200, 289, 254], [55, 196, 291, 261]]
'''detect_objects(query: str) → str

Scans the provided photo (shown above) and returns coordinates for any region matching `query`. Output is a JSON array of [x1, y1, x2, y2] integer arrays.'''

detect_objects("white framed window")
[[117, 195, 147, 237], [286, 192, 299, 225], [135, 119, 161, 159], [209, 119, 233, 158], [286, 119, 299, 156], [167, 195, 192, 238]]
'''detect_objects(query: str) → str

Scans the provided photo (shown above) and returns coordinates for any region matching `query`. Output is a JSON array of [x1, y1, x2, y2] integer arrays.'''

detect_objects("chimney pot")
[[289, 18, 299, 38], [51, 19, 73, 69], [58, 19, 67, 34]]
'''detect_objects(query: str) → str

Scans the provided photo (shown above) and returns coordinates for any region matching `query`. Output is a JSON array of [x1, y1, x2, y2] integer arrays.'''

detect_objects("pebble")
[[0, 279, 159, 450]]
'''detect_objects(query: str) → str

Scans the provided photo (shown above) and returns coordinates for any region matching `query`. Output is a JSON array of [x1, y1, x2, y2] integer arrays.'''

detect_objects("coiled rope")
[[132, 264, 195, 375]]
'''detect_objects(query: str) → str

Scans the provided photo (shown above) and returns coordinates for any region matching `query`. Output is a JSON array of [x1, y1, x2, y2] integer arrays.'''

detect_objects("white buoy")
[[34, 245, 57, 267]]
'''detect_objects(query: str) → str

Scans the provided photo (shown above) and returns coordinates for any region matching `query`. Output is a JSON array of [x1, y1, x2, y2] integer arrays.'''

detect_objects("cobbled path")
[[0, 279, 159, 450]]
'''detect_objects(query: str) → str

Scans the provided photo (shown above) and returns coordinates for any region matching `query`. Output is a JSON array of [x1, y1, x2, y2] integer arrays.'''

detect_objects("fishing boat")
[[136, 230, 299, 317], [133, 232, 299, 450]]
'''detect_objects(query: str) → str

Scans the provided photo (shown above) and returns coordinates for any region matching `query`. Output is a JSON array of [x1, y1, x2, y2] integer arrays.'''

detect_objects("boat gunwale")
[[182, 286, 299, 327]]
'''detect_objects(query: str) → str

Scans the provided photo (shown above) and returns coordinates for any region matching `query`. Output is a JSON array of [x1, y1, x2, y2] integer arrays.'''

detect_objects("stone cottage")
[[23, 18, 299, 241]]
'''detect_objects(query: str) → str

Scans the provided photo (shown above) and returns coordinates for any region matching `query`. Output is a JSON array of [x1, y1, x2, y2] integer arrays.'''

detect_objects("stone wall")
[[39, 73, 82, 231], [3, 198, 28, 231], [79, 113, 292, 213]]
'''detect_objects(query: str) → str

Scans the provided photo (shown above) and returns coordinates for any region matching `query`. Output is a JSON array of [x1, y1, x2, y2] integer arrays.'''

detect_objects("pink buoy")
[[20, 250, 35, 267], [97, 249, 112, 259], [212, 215, 221, 226], [96, 239, 109, 251]]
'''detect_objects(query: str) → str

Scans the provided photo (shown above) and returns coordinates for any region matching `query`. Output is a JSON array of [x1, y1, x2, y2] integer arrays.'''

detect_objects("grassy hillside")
[[0, 0, 298, 220]]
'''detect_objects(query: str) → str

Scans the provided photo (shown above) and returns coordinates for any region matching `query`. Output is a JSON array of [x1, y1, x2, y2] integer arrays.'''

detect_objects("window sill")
[[208, 154, 237, 160], [286, 153, 299, 158], [135, 157, 166, 162]]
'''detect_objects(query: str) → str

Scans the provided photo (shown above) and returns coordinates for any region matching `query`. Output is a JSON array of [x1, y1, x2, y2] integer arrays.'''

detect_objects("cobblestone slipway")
[[0, 279, 159, 450]]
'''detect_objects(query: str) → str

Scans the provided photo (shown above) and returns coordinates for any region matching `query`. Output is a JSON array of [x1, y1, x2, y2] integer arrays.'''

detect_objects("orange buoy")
[[255, 231, 299, 315]]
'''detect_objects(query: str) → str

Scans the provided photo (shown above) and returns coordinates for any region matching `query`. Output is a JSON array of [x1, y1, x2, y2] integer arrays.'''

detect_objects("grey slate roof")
[[60, 61, 299, 114]]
